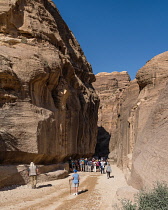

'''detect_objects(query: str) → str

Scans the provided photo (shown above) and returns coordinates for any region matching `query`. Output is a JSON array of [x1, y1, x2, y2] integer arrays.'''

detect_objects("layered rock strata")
[[0, 0, 99, 164]]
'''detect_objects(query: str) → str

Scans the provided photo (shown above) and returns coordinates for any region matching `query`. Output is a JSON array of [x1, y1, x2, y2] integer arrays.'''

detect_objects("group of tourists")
[[69, 157, 112, 195], [27, 157, 112, 194], [69, 157, 111, 174]]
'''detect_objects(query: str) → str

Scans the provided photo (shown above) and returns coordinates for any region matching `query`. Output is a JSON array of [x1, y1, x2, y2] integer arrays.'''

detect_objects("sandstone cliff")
[[94, 53, 168, 189], [128, 52, 168, 189], [113, 79, 139, 180], [93, 71, 131, 158], [0, 0, 99, 164]]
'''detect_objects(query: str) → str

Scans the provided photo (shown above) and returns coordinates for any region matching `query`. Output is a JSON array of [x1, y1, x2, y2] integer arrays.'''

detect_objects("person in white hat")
[[28, 162, 38, 189]]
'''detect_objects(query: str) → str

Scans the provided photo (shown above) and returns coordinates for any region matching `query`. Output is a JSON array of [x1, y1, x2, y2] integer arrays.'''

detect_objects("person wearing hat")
[[69, 169, 80, 195]]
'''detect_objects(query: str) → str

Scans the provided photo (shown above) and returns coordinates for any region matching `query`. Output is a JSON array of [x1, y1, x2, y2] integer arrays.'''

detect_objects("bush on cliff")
[[122, 183, 168, 210]]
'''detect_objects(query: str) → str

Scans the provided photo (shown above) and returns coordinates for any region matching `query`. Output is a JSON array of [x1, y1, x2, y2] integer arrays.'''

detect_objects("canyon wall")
[[93, 71, 131, 158], [127, 52, 168, 189], [94, 52, 168, 189], [0, 0, 99, 164]]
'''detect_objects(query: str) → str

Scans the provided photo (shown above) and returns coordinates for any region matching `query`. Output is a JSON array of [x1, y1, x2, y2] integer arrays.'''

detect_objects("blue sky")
[[54, 0, 168, 80]]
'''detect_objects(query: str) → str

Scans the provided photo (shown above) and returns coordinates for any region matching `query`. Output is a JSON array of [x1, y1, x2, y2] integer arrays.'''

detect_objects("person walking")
[[84, 158, 88, 172], [106, 163, 112, 179], [100, 160, 106, 174], [69, 169, 80, 195], [88, 159, 93, 172], [93, 160, 97, 172], [28, 162, 38, 189], [80, 158, 85, 171], [96, 160, 100, 172]]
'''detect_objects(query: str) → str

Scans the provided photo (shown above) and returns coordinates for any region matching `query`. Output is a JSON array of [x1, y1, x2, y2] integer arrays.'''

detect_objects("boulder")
[[0, 163, 68, 189], [39, 170, 68, 183]]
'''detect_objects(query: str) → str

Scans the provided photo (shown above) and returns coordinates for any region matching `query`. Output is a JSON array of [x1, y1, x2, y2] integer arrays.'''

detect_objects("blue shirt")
[[72, 173, 79, 184]]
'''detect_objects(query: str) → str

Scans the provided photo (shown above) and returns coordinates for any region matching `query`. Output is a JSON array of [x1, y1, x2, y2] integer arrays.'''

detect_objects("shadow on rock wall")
[[95, 126, 111, 158], [0, 131, 19, 152], [0, 165, 28, 189]]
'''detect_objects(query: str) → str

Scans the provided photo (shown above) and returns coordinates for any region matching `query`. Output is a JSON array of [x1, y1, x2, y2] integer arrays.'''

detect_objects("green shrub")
[[122, 200, 137, 210], [122, 183, 168, 210]]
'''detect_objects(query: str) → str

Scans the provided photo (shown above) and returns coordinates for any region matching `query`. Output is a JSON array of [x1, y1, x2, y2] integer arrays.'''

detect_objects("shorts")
[[72, 183, 79, 187]]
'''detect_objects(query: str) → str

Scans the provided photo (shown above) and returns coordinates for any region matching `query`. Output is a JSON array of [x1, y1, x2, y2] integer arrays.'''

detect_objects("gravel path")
[[0, 165, 128, 210]]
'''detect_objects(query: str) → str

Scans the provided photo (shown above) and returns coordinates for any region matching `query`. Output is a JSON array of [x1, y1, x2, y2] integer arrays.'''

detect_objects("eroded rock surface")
[[128, 52, 168, 189], [94, 53, 168, 189], [115, 53, 168, 189], [0, 0, 99, 164], [93, 71, 130, 157]]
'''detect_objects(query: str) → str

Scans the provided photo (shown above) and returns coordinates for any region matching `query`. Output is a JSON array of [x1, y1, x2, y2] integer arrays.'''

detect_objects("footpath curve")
[[0, 165, 129, 210]]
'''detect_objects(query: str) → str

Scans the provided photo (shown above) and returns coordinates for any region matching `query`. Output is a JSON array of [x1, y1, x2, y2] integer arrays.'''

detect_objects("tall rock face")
[[0, 0, 99, 164], [94, 52, 168, 190], [93, 71, 131, 158], [127, 52, 168, 189], [114, 79, 139, 178]]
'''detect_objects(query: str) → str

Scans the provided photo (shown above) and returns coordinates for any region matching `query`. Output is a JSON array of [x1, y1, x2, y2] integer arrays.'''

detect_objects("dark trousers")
[[107, 172, 110, 179], [101, 167, 105, 174]]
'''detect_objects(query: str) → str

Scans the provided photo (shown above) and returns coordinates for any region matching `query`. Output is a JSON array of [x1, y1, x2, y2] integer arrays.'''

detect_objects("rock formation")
[[94, 52, 168, 189], [114, 52, 168, 189], [113, 79, 139, 172], [0, 163, 69, 189], [0, 0, 99, 164], [127, 52, 168, 189], [93, 71, 131, 158]]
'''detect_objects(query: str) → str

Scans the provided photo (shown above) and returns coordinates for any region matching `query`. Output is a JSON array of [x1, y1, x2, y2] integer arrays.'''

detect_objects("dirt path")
[[0, 165, 128, 210]]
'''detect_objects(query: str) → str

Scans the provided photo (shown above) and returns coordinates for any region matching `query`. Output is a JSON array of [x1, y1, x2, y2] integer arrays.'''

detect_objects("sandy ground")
[[0, 165, 128, 210]]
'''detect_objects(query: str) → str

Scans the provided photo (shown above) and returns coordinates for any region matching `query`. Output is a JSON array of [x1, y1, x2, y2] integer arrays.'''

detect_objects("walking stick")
[[69, 179, 71, 195]]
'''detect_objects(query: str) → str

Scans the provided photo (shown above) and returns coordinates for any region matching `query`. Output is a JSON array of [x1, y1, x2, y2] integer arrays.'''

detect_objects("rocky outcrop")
[[0, 0, 99, 164], [93, 71, 131, 158]]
